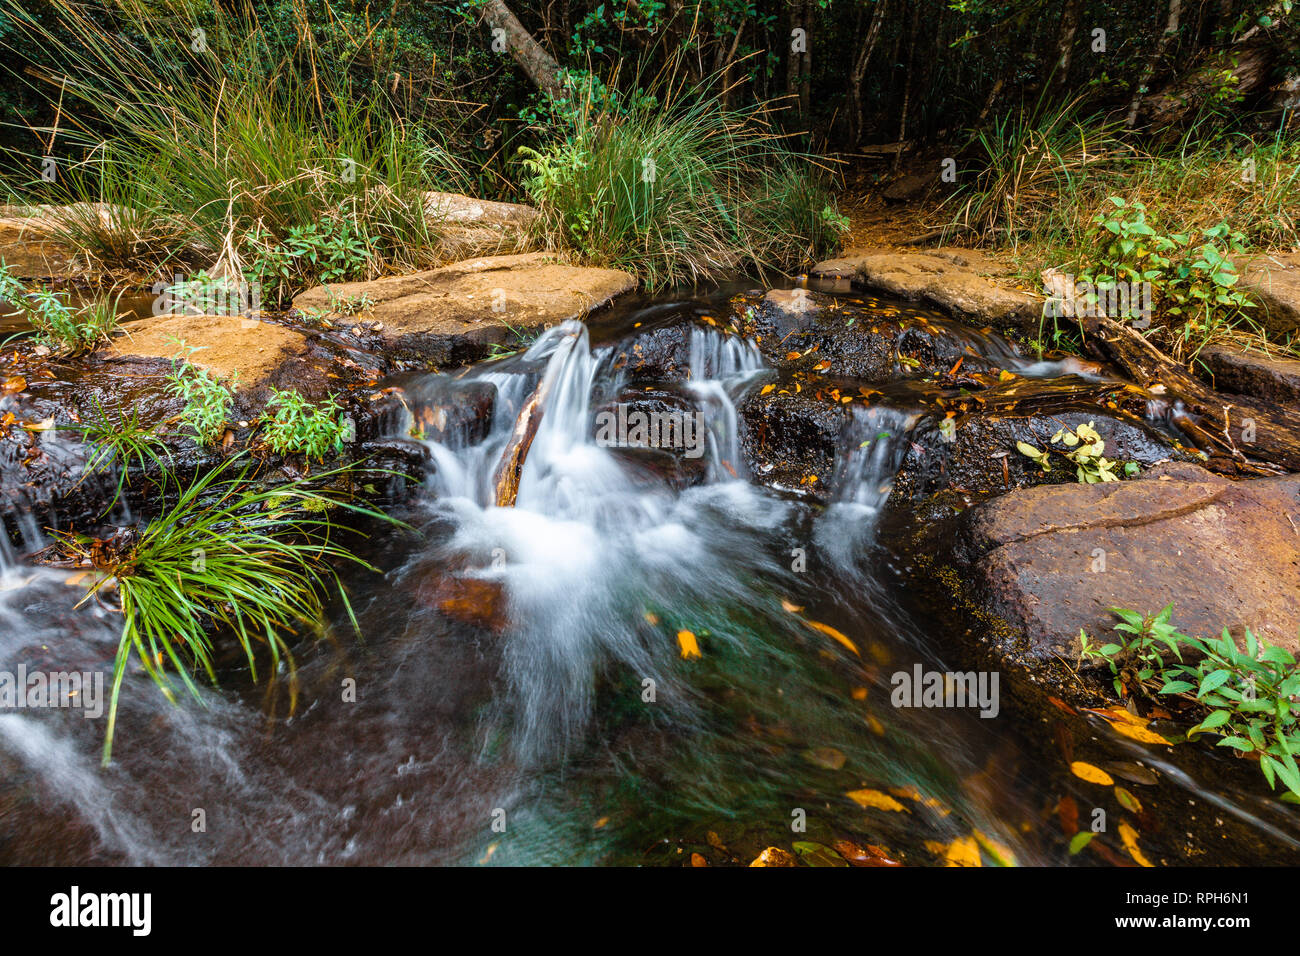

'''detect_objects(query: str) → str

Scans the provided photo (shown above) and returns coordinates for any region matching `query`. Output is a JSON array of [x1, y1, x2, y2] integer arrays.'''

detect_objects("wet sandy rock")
[[809, 247, 1042, 334], [292, 252, 636, 365], [105, 313, 311, 387]]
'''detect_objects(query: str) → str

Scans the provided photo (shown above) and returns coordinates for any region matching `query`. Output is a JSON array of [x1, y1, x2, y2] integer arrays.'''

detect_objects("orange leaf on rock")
[[833, 839, 902, 867], [676, 629, 701, 660]]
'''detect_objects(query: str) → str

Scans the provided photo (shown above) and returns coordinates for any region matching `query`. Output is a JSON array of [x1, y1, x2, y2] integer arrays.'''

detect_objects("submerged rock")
[[957, 462, 1300, 663], [292, 253, 636, 365]]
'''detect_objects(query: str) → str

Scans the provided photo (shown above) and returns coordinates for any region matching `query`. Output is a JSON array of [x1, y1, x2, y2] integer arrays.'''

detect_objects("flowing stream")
[[1, 289, 1297, 866]]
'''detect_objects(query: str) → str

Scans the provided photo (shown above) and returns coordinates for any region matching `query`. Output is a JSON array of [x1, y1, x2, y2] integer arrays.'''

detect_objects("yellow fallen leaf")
[[676, 629, 701, 660], [1119, 821, 1154, 867], [749, 847, 797, 867], [802, 618, 860, 657], [944, 835, 982, 867], [760, 384, 775, 395], [864, 713, 886, 736], [889, 786, 951, 817], [1109, 721, 1171, 745], [780, 598, 804, 613], [1070, 761, 1115, 785], [643, 611, 660, 626], [973, 829, 1018, 866], [846, 788, 909, 812]]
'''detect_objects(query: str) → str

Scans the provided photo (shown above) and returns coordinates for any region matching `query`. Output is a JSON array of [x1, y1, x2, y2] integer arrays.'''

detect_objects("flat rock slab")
[[1200, 344, 1300, 407], [106, 314, 310, 386], [810, 247, 1042, 333], [1240, 252, 1300, 338], [292, 253, 636, 365], [962, 462, 1300, 662]]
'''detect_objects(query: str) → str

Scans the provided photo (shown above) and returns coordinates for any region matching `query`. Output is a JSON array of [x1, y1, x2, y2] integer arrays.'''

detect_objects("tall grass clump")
[[0, 0, 472, 299], [517, 68, 844, 288], [63, 456, 398, 763], [942, 98, 1124, 246]]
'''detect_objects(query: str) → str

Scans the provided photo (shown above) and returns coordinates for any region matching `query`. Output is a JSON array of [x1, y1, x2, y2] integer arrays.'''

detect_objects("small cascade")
[[830, 404, 921, 512], [684, 326, 765, 482]]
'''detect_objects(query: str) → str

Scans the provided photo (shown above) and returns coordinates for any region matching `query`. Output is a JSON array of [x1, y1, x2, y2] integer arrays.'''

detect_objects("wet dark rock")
[[956, 462, 1300, 664], [745, 289, 1017, 383], [594, 388, 711, 490], [892, 406, 1187, 505], [739, 388, 850, 494], [1198, 345, 1300, 407]]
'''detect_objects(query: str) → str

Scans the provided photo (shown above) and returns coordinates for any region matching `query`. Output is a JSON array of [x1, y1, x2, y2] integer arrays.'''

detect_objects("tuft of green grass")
[[259, 389, 352, 460], [516, 68, 843, 289], [0, 0, 471, 292], [64, 400, 172, 514], [64, 456, 399, 764]]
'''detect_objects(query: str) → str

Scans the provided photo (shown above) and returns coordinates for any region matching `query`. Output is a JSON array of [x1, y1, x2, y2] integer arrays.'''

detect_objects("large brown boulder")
[[961, 462, 1300, 663], [292, 252, 636, 365]]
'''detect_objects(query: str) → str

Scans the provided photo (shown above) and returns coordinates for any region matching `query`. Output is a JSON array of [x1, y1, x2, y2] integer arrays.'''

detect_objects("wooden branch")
[[1084, 318, 1300, 474]]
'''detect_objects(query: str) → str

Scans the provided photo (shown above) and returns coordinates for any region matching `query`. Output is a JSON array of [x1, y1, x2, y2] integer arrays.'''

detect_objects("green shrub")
[[259, 389, 352, 460], [165, 346, 235, 447], [1081, 605, 1300, 800]]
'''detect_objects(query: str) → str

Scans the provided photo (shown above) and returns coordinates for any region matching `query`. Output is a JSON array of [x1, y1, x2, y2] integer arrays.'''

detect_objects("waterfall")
[[830, 404, 921, 511]]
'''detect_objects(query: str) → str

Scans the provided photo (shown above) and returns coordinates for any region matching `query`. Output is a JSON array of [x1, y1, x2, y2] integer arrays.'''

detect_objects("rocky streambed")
[[2, 238, 1299, 866]]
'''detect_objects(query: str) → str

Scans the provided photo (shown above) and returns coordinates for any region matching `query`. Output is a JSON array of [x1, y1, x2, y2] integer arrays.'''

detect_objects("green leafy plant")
[[1080, 606, 1300, 799], [259, 389, 352, 460], [166, 344, 235, 447], [248, 218, 377, 306], [1016, 420, 1122, 483], [63, 456, 397, 763], [0, 264, 122, 353], [1082, 198, 1258, 360]]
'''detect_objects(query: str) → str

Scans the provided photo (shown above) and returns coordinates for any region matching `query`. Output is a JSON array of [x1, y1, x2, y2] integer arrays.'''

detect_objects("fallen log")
[[1083, 317, 1300, 474]]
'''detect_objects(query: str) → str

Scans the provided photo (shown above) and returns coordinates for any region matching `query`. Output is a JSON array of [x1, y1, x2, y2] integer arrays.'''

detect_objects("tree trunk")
[[1053, 0, 1084, 88], [1125, 0, 1183, 127], [481, 0, 564, 98], [849, 0, 888, 144]]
